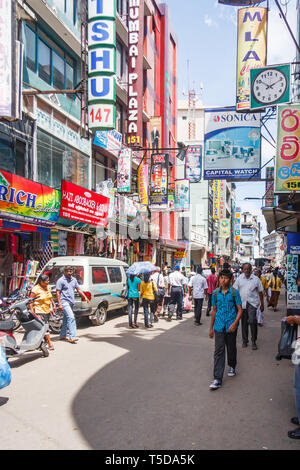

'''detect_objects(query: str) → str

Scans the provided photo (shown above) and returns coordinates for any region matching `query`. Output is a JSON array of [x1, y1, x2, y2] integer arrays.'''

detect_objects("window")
[[15, 140, 26, 178], [107, 267, 122, 283], [44, 265, 84, 285], [53, 51, 65, 89], [38, 39, 51, 84], [66, 61, 74, 99], [116, 42, 122, 79], [25, 26, 36, 72], [92, 267, 108, 284]]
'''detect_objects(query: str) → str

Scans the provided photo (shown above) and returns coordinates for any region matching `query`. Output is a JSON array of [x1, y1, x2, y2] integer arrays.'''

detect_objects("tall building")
[[263, 232, 285, 267], [239, 212, 260, 264]]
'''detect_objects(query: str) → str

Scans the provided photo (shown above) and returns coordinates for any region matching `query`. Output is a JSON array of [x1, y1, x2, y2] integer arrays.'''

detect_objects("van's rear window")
[[43, 266, 84, 285]]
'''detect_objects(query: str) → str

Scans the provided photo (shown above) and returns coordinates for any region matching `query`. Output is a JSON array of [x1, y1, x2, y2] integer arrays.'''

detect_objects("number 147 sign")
[[88, 104, 116, 130]]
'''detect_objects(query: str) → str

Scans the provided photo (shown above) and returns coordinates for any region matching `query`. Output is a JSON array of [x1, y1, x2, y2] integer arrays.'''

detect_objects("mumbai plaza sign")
[[127, 0, 144, 147], [87, 0, 117, 130]]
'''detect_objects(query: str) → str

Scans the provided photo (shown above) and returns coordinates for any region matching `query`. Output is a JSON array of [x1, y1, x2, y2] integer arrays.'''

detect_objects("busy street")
[[0, 290, 299, 450], [1, 0, 300, 455]]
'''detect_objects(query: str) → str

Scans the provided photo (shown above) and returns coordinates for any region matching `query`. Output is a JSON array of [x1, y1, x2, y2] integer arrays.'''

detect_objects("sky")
[[163, 0, 299, 238]]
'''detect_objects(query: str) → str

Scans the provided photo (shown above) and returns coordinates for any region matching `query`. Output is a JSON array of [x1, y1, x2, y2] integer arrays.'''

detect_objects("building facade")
[[263, 232, 285, 267], [239, 212, 261, 264]]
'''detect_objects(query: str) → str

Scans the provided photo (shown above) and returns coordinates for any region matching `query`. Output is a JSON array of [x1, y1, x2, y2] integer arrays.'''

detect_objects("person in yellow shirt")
[[30, 274, 57, 350], [267, 269, 282, 312], [140, 272, 158, 328], [254, 269, 267, 326]]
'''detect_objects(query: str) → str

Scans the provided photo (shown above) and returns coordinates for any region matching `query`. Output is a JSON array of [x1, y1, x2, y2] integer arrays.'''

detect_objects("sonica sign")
[[87, 0, 117, 130]]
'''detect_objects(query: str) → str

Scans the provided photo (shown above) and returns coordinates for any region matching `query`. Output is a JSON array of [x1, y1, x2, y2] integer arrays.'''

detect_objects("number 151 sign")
[[88, 104, 116, 130]]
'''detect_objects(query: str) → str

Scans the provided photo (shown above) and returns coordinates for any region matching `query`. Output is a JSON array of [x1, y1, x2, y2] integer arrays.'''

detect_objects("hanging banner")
[[0, 170, 60, 226], [220, 218, 231, 239], [204, 107, 261, 180], [236, 7, 267, 111], [287, 234, 300, 310], [138, 164, 149, 205], [213, 180, 220, 220], [93, 129, 122, 157], [185, 146, 202, 182], [275, 104, 300, 192], [117, 148, 132, 193], [219, 180, 226, 219], [87, 0, 117, 130], [150, 153, 169, 208], [127, 0, 144, 147], [175, 179, 190, 211], [265, 167, 275, 207], [60, 180, 109, 227], [95, 179, 115, 219], [149, 117, 162, 152]]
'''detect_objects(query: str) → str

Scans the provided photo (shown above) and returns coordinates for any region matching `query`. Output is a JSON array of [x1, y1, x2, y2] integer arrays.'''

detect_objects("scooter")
[[0, 298, 49, 358]]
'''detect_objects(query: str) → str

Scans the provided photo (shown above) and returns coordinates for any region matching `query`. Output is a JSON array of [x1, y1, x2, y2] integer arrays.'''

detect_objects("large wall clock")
[[250, 64, 291, 110]]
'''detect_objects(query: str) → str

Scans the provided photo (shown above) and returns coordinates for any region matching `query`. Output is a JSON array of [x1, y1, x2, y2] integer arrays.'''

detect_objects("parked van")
[[42, 257, 128, 326]]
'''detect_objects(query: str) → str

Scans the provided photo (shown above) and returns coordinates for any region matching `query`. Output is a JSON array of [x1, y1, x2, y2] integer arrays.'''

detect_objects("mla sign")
[[236, 7, 267, 111], [127, 0, 145, 147], [275, 105, 300, 192], [87, 0, 116, 130]]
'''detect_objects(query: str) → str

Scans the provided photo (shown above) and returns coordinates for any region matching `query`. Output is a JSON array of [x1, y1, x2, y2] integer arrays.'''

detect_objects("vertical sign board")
[[88, 0, 117, 130], [265, 167, 275, 207], [0, 0, 16, 119], [127, 0, 145, 147], [185, 146, 202, 182], [236, 7, 267, 111], [219, 180, 226, 220], [287, 233, 300, 313], [213, 180, 220, 220], [138, 163, 149, 206], [275, 104, 300, 192], [117, 148, 132, 193], [150, 154, 169, 209], [174, 179, 190, 212]]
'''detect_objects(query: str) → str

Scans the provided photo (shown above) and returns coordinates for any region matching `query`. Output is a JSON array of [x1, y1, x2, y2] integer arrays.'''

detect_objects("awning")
[[159, 239, 188, 251], [262, 207, 300, 233], [0, 219, 50, 234]]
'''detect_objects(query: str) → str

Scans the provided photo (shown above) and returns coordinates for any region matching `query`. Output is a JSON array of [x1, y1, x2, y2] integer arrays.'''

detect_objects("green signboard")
[[250, 64, 291, 110]]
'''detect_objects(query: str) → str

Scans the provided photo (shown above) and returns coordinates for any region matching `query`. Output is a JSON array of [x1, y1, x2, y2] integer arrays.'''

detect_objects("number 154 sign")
[[88, 104, 116, 130]]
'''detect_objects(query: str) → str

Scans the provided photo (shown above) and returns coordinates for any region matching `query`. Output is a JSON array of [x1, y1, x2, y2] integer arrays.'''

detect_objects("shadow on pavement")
[[0, 397, 9, 406]]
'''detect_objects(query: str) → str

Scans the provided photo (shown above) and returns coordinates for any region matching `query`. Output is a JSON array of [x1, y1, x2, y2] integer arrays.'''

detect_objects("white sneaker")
[[228, 367, 236, 377], [209, 380, 222, 390]]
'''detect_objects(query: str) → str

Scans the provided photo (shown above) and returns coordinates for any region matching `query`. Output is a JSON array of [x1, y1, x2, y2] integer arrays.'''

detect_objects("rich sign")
[[127, 0, 145, 147], [87, 0, 116, 130], [236, 7, 267, 111], [60, 180, 109, 227]]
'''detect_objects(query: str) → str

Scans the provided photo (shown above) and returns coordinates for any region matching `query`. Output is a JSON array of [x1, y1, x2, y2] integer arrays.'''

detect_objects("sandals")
[[48, 345, 55, 350], [288, 427, 300, 439]]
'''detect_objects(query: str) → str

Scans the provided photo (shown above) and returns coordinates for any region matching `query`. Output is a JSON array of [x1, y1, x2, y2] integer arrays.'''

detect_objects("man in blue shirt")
[[209, 269, 243, 390]]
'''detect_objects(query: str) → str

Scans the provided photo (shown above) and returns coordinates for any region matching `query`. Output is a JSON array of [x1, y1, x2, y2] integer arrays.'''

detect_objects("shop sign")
[[95, 179, 115, 219], [127, 0, 145, 147], [275, 105, 300, 192], [174, 179, 190, 212], [174, 249, 187, 269], [60, 180, 109, 227], [287, 235, 300, 309], [265, 167, 275, 207], [219, 180, 226, 219], [213, 180, 220, 220], [185, 146, 202, 182], [0, 170, 60, 226], [87, 0, 116, 130], [150, 153, 169, 208], [124, 197, 140, 220], [93, 129, 122, 157], [220, 219, 230, 239], [138, 163, 149, 205], [236, 7, 267, 111], [204, 107, 261, 180], [117, 148, 132, 193]]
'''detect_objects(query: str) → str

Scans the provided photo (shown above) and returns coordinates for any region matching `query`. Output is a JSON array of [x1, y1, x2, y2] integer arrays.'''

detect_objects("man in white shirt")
[[188, 266, 208, 325], [167, 265, 186, 321], [234, 263, 264, 350], [151, 268, 165, 320]]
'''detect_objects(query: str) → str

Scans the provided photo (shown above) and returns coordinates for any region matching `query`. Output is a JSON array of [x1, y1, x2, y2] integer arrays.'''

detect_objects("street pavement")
[[1, 294, 300, 450]]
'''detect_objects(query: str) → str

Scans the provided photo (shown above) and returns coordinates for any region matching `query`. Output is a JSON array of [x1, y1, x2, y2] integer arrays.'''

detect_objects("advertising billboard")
[[117, 148, 132, 193], [174, 179, 190, 211], [204, 107, 261, 180], [0, 170, 60, 226], [60, 180, 109, 227], [87, 0, 116, 130], [93, 130, 122, 157], [220, 219, 231, 239], [275, 104, 300, 192], [138, 164, 149, 206], [265, 167, 275, 207], [149, 117, 162, 153], [150, 153, 169, 208], [287, 234, 300, 311], [213, 180, 220, 220], [236, 7, 267, 111], [185, 146, 202, 182]]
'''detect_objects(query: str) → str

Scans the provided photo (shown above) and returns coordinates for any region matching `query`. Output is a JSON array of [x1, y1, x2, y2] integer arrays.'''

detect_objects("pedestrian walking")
[[209, 270, 243, 390], [140, 273, 158, 328], [56, 266, 90, 344], [150, 267, 165, 321], [254, 268, 268, 326], [188, 266, 208, 325], [206, 267, 218, 317], [127, 274, 141, 329], [234, 263, 264, 350], [30, 274, 56, 351], [167, 265, 186, 321], [267, 268, 282, 312], [162, 267, 170, 316]]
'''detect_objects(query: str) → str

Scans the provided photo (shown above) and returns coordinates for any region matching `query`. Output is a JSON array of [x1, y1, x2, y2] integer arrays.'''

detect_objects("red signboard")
[[59, 180, 109, 227]]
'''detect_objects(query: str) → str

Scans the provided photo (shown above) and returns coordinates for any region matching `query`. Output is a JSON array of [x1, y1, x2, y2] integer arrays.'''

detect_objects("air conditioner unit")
[[49, 93, 61, 107]]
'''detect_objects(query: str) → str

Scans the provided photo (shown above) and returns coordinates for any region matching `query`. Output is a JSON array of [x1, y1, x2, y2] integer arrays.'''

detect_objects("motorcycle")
[[0, 286, 34, 331], [0, 297, 50, 358]]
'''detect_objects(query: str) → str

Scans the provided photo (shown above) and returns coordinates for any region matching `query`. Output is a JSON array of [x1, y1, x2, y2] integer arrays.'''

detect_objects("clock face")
[[252, 69, 288, 106]]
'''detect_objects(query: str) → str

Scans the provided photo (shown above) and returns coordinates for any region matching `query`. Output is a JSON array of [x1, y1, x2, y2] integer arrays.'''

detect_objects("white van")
[[42, 257, 128, 325]]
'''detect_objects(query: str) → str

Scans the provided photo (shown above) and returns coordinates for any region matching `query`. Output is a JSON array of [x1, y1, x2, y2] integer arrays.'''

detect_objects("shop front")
[[0, 170, 60, 295]]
